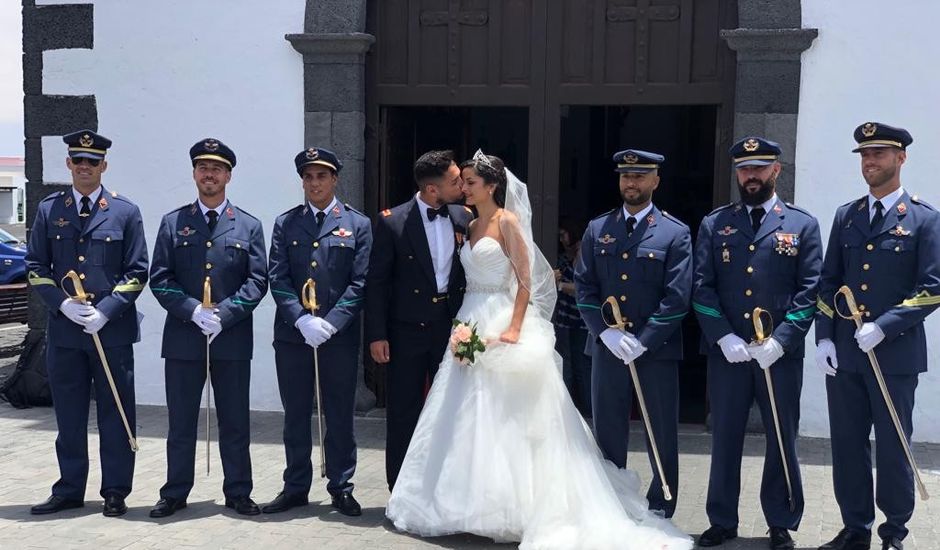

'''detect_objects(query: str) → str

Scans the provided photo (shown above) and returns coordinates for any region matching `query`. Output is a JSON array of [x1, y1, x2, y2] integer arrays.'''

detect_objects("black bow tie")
[[427, 206, 449, 221]]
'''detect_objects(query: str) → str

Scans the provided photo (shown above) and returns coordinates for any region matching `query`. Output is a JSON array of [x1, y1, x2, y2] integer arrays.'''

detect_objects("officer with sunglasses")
[[26, 130, 149, 517]]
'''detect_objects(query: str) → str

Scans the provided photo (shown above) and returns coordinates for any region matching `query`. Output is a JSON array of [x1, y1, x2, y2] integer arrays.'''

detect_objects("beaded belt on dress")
[[466, 284, 509, 294]]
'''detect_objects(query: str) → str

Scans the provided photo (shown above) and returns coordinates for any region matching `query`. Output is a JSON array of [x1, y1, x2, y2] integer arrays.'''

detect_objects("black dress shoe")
[[818, 528, 872, 550], [698, 525, 738, 547], [768, 527, 795, 550], [149, 497, 187, 518], [30, 495, 84, 515], [225, 495, 261, 516], [330, 492, 362, 516], [102, 494, 127, 517], [261, 491, 309, 514], [882, 537, 903, 550]]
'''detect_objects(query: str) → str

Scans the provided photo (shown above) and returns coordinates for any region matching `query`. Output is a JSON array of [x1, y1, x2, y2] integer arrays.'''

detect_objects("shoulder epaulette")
[[235, 206, 260, 221], [590, 208, 616, 221], [707, 202, 735, 216], [109, 191, 135, 204], [172, 202, 192, 213], [343, 203, 368, 218], [660, 210, 689, 228], [783, 202, 814, 217], [42, 191, 65, 202], [910, 195, 936, 211]]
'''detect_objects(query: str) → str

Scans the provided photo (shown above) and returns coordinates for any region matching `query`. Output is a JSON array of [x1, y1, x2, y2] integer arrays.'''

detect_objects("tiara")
[[472, 149, 497, 172]]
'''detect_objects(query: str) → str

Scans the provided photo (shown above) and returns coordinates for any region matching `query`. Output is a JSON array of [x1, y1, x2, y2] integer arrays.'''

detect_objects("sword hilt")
[[61, 270, 94, 303], [301, 278, 319, 315], [751, 307, 773, 344], [602, 296, 627, 330], [834, 285, 863, 323], [202, 276, 214, 308]]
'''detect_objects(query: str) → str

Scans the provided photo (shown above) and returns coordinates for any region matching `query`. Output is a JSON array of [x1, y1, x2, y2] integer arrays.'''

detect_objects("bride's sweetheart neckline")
[[467, 235, 499, 251]]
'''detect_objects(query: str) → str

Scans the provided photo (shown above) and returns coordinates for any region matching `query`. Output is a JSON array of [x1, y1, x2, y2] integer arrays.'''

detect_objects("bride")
[[386, 151, 692, 550]]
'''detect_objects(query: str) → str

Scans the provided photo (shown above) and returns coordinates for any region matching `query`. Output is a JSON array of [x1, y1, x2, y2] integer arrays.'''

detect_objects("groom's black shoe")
[[30, 495, 83, 515], [768, 527, 795, 549], [818, 528, 871, 550], [331, 492, 362, 516], [261, 491, 308, 514], [698, 525, 738, 547]]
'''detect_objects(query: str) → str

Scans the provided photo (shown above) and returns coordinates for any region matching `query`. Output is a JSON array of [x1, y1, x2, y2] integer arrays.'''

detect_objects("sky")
[[0, 1, 23, 158]]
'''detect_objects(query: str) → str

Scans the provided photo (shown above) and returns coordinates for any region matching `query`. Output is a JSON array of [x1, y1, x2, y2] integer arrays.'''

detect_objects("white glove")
[[815, 338, 838, 376], [59, 298, 95, 326], [82, 308, 109, 334], [855, 322, 885, 353], [717, 333, 751, 363], [623, 336, 648, 364], [600, 327, 639, 363], [748, 337, 784, 370], [191, 304, 222, 342], [295, 315, 337, 348]]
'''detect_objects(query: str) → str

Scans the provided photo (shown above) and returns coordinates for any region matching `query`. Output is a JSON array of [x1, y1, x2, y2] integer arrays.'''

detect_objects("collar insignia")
[[773, 203, 783, 214], [332, 205, 341, 216], [897, 202, 907, 214], [646, 214, 655, 224], [64, 196, 73, 208], [98, 197, 108, 210], [226, 207, 235, 219], [857, 200, 867, 211]]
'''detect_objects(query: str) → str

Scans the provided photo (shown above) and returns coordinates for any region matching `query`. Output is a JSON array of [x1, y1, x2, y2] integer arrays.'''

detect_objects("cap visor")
[[734, 159, 774, 167], [615, 167, 656, 174], [852, 143, 901, 153], [69, 152, 105, 160]]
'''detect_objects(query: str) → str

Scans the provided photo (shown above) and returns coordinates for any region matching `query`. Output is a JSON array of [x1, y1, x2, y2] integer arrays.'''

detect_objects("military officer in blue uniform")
[[692, 137, 822, 549], [26, 130, 149, 517], [815, 123, 940, 550], [574, 149, 692, 518], [148, 139, 268, 518], [262, 147, 372, 516]]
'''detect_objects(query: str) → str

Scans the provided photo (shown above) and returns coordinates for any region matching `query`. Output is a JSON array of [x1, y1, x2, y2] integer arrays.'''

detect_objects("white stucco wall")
[[40, 0, 307, 410], [0, 0, 23, 156], [796, 1, 940, 442]]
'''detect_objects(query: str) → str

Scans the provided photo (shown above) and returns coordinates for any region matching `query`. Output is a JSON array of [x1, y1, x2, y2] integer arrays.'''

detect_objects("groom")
[[365, 150, 473, 490]]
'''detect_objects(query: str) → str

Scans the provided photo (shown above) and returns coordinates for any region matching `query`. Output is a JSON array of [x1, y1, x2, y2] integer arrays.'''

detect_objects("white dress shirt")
[[415, 193, 455, 293], [622, 202, 654, 227], [868, 186, 904, 222], [198, 198, 229, 225], [308, 196, 338, 222], [72, 186, 102, 215], [746, 193, 779, 225]]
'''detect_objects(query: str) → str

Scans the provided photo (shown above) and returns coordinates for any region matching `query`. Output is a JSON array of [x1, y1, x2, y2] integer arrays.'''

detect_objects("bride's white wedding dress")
[[386, 235, 692, 550]]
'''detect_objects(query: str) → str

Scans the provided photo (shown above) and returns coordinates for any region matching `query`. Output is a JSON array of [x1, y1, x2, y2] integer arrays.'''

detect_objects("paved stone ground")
[[1, 327, 939, 549]]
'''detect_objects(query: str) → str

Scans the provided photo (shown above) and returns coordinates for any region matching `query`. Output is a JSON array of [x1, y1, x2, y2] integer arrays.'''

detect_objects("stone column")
[[286, 1, 376, 411], [720, 0, 817, 203]]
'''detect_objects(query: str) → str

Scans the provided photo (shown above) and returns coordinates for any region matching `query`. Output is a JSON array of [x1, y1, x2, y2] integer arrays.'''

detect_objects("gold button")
[[895, 246, 900, 252], [340, 243, 346, 247], [858, 304, 866, 311], [78, 238, 84, 243], [648, 252, 655, 258], [206, 241, 212, 247], [236, 243, 241, 248], [748, 245, 755, 251], [619, 295, 626, 302], [745, 289, 752, 296], [621, 274, 628, 281], [79, 273, 86, 280], [314, 242, 320, 248], [78, 255, 85, 262], [861, 284, 869, 291], [622, 252, 629, 259], [292, 240, 298, 246], [56, 235, 61, 240], [744, 312, 750, 319], [863, 263, 870, 270], [414, 289, 420, 294], [419, 322, 426, 328], [205, 263, 212, 269], [184, 241, 189, 247], [311, 261, 317, 268], [865, 311, 871, 318], [627, 321, 634, 328], [105, 237, 111, 242], [601, 250, 606, 255], [866, 244, 874, 251], [408, 255, 414, 260], [747, 266, 754, 273], [432, 297, 438, 303]]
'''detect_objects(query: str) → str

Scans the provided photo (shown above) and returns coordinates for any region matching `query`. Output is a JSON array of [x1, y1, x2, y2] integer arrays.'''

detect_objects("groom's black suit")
[[365, 198, 473, 489]]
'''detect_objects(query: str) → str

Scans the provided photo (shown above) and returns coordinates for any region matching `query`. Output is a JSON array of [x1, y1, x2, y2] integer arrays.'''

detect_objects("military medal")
[[722, 246, 730, 263], [774, 232, 800, 256]]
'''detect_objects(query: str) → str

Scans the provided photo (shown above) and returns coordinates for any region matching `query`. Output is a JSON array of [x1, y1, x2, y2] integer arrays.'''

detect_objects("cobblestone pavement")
[[2, 373, 940, 548]]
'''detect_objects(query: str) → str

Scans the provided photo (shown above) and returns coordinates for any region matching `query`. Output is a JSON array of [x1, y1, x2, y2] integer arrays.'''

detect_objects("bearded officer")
[[692, 137, 822, 549]]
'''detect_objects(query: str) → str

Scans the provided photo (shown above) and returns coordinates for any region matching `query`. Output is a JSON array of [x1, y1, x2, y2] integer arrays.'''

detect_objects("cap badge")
[[79, 134, 94, 148], [305, 148, 319, 160], [743, 138, 759, 152], [623, 153, 638, 164], [862, 123, 877, 138], [204, 139, 219, 152]]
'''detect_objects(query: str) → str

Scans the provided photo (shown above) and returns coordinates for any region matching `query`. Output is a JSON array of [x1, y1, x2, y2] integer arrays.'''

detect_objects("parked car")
[[0, 227, 26, 284]]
